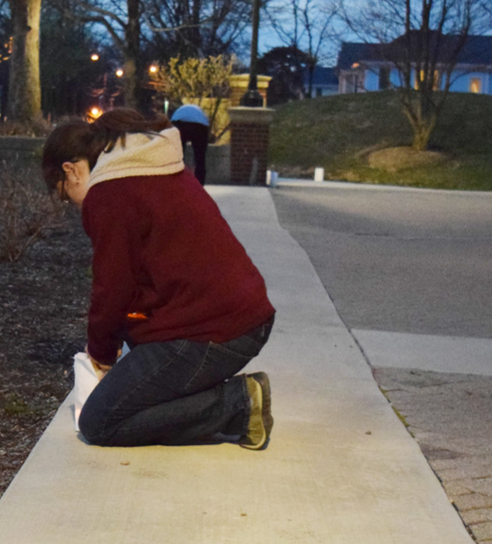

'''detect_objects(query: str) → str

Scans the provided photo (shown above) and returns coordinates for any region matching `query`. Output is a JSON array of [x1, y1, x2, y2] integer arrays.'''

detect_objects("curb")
[[270, 178, 492, 196]]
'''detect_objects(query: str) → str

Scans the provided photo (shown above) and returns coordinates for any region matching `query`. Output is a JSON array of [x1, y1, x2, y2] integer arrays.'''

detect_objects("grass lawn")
[[269, 91, 492, 190]]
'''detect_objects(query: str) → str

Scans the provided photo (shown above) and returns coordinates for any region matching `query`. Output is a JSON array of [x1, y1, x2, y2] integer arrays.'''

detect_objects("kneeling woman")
[[42, 108, 275, 450]]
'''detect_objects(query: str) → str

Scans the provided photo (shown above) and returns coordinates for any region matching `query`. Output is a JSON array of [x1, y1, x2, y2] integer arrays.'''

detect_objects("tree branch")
[[74, 1, 126, 28]]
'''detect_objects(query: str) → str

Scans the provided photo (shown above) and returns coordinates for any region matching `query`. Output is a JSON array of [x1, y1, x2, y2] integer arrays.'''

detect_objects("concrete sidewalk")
[[0, 187, 473, 544]]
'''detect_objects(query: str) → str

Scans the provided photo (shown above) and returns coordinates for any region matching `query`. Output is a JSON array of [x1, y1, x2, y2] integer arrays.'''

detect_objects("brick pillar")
[[229, 107, 275, 186]]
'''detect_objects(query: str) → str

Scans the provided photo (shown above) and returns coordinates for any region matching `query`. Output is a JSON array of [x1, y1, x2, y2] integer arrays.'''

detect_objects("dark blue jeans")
[[173, 120, 208, 185], [79, 316, 274, 447]]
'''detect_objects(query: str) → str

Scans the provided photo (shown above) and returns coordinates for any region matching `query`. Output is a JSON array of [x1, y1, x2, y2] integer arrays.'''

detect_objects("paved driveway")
[[270, 184, 492, 339]]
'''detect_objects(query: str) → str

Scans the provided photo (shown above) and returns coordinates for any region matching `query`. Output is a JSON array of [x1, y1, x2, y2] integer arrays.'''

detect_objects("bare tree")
[[50, 0, 143, 109], [50, 0, 251, 110], [7, 0, 42, 121], [478, 0, 492, 24], [0, 0, 9, 32], [144, 0, 251, 59], [340, 0, 489, 150], [264, 0, 339, 97]]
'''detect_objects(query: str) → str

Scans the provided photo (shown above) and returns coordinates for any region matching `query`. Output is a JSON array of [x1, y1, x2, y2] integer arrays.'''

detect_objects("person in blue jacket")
[[171, 104, 209, 185]]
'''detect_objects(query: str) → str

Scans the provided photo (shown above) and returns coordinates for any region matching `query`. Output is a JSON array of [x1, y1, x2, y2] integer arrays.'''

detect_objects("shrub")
[[0, 163, 66, 262], [150, 55, 233, 143]]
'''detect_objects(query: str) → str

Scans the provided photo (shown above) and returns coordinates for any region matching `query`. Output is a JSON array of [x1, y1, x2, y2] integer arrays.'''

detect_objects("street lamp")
[[88, 106, 103, 121], [240, 0, 263, 107]]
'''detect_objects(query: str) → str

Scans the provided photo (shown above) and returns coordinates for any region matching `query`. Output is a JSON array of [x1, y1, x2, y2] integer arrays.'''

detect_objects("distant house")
[[303, 66, 339, 97], [337, 33, 492, 95]]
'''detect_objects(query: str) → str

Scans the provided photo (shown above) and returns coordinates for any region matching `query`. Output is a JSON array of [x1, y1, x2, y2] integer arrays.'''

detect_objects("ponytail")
[[93, 108, 172, 153]]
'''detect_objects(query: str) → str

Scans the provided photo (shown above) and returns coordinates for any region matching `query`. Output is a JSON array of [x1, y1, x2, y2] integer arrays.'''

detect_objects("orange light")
[[115, 69, 124, 77], [352, 62, 359, 68], [91, 53, 99, 61], [87, 107, 103, 122], [149, 65, 158, 73]]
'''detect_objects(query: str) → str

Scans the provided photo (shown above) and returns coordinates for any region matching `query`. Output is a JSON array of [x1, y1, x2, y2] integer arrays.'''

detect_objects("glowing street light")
[[91, 53, 99, 61], [115, 69, 124, 77], [149, 64, 158, 74], [88, 106, 103, 121]]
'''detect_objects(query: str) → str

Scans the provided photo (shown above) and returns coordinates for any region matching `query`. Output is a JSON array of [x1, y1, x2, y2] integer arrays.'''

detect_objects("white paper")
[[73, 352, 103, 432]]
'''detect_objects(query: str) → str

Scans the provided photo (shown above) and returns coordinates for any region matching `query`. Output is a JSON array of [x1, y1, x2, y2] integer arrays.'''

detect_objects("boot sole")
[[241, 372, 273, 450]]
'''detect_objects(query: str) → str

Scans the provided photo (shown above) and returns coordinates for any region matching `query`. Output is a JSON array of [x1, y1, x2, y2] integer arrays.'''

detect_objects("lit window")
[[415, 69, 440, 90], [470, 78, 482, 93]]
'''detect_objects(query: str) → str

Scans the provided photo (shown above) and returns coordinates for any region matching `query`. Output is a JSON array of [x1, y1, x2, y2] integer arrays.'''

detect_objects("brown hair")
[[42, 108, 172, 193]]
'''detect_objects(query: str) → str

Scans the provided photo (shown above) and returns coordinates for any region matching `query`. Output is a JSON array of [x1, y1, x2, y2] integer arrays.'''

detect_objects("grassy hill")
[[269, 91, 492, 190]]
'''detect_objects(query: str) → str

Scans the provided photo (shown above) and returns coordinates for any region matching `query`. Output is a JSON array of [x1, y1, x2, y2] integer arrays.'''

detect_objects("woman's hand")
[[91, 358, 113, 373], [85, 346, 113, 379]]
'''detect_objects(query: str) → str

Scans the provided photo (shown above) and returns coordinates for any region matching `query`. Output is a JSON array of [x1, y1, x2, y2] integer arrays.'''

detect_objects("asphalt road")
[[270, 183, 492, 544], [270, 185, 492, 338]]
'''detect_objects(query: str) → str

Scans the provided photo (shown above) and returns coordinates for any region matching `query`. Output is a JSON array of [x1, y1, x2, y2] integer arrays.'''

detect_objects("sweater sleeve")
[[82, 187, 142, 365]]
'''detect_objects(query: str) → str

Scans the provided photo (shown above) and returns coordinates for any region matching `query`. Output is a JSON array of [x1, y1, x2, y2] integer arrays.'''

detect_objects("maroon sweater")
[[82, 170, 275, 365]]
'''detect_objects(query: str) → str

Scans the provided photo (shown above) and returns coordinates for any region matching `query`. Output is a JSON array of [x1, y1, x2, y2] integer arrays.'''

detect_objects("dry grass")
[[368, 147, 446, 172]]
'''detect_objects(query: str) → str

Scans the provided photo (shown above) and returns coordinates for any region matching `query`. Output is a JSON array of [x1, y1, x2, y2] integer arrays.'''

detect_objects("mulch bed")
[[0, 207, 92, 498]]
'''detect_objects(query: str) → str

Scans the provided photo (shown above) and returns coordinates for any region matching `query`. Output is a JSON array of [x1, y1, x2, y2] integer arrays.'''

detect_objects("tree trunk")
[[402, 100, 435, 152], [7, 0, 42, 121], [411, 127, 432, 151], [124, 0, 141, 110], [410, 116, 435, 151], [307, 60, 315, 98], [123, 57, 137, 109]]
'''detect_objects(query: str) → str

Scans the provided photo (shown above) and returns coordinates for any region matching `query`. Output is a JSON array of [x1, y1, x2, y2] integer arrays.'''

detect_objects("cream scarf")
[[88, 127, 184, 189]]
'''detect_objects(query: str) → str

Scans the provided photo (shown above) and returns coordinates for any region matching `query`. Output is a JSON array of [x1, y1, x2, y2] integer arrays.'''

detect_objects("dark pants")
[[173, 121, 208, 186], [79, 317, 274, 447]]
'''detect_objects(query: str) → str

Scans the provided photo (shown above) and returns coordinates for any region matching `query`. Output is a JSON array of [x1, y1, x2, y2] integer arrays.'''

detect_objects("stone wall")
[[0, 137, 231, 185], [0, 137, 45, 177], [183, 143, 231, 185], [0, 136, 45, 161]]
